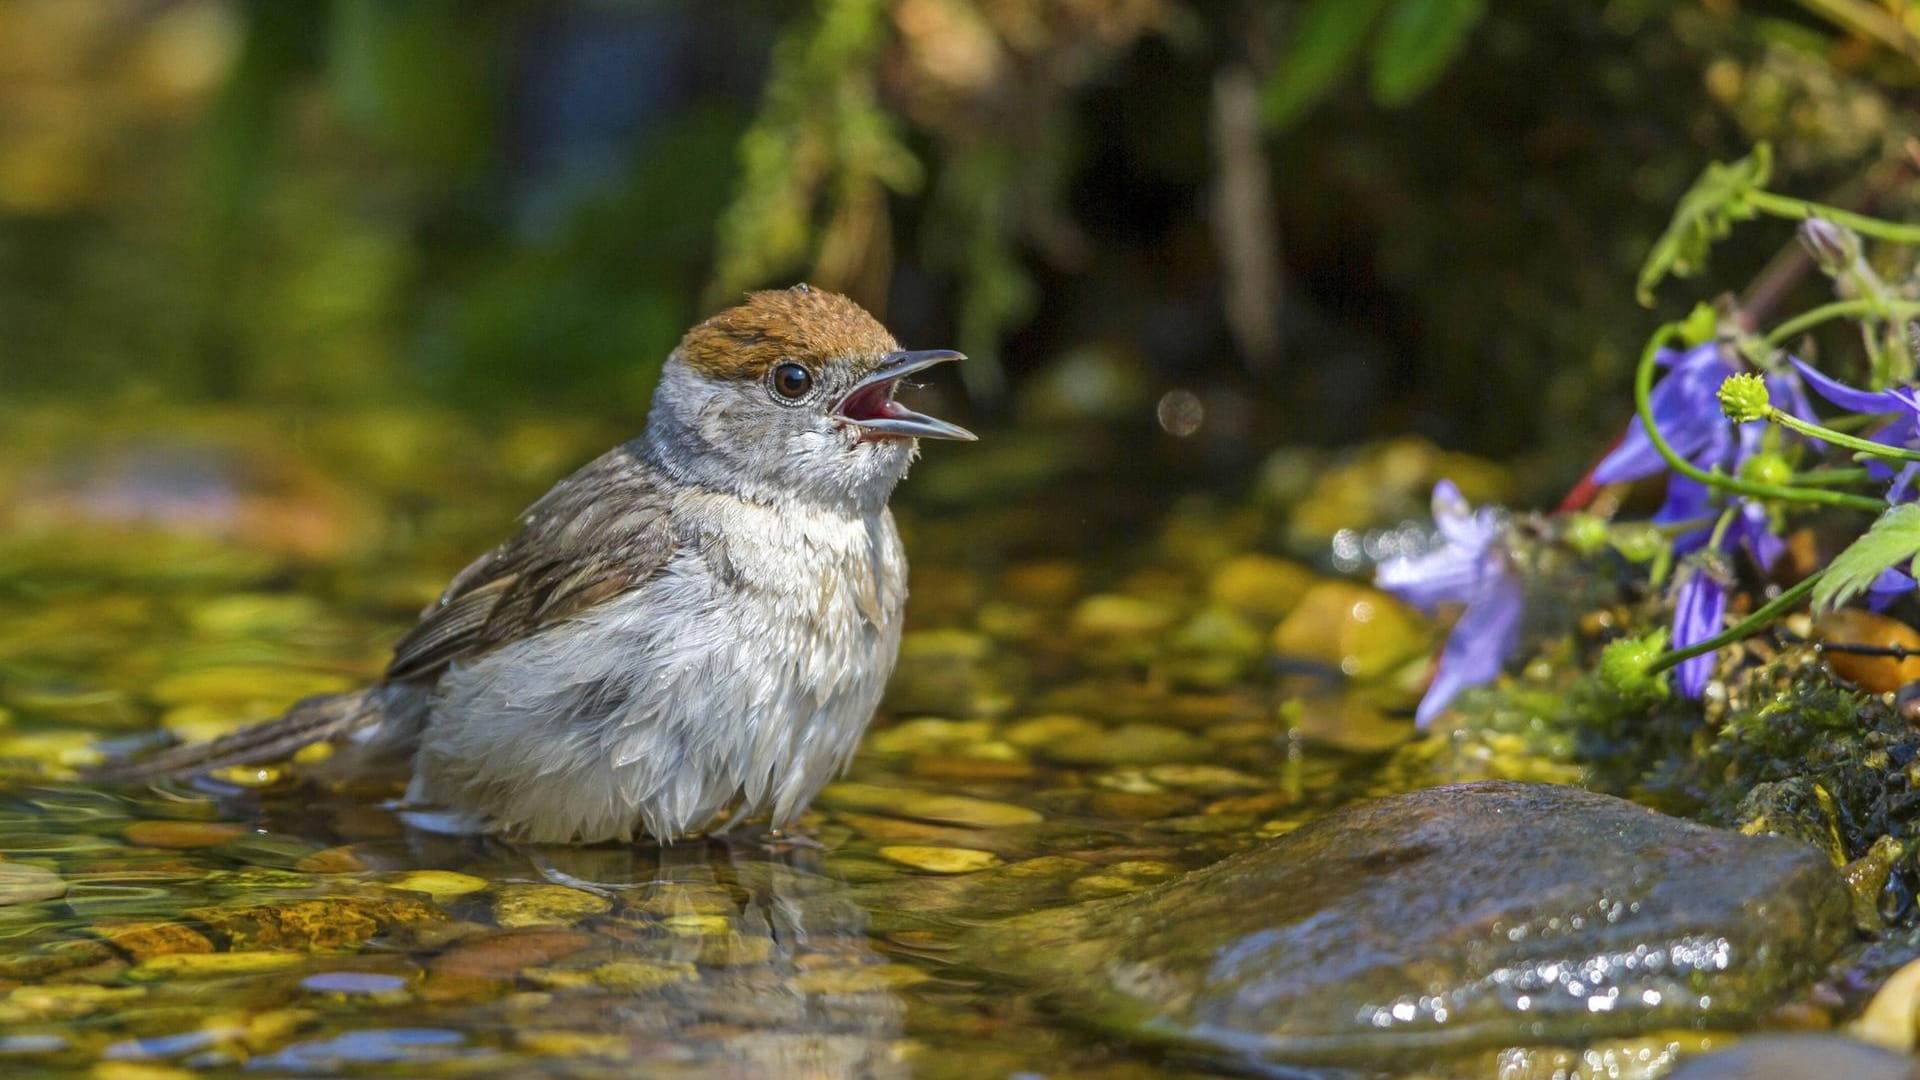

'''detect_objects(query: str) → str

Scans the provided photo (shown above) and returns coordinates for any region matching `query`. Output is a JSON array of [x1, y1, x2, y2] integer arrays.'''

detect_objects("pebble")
[[1002, 714, 1101, 748], [381, 871, 489, 901], [128, 951, 307, 980], [1272, 582, 1429, 680], [122, 821, 250, 849], [301, 972, 409, 996], [189, 894, 442, 950], [819, 783, 1043, 827], [1144, 764, 1264, 791], [1044, 723, 1208, 766], [1852, 953, 1920, 1051], [1069, 594, 1179, 638], [866, 718, 997, 756], [89, 921, 213, 961], [1814, 610, 1920, 692], [491, 884, 611, 929], [292, 846, 366, 873], [1208, 555, 1317, 620], [878, 846, 1003, 874], [0, 862, 67, 906], [91, 1063, 200, 1080], [589, 960, 697, 990]]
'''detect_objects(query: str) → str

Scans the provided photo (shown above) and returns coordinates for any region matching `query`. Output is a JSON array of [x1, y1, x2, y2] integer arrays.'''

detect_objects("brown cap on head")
[[678, 285, 899, 381]]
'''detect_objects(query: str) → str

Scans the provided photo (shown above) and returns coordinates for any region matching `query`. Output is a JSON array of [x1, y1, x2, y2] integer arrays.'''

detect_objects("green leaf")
[[1368, 0, 1487, 106], [1261, 0, 1391, 130], [1812, 503, 1920, 613], [1635, 143, 1774, 306]]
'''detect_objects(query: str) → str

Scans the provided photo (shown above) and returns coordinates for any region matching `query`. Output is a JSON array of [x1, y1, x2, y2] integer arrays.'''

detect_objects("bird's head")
[[645, 285, 974, 510]]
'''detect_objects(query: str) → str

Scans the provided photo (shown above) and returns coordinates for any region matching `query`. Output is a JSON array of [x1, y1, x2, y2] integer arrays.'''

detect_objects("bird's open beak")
[[834, 349, 977, 441]]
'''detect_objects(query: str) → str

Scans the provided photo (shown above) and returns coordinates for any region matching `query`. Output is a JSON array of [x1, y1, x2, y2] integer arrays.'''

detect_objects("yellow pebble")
[[384, 870, 489, 901], [129, 952, 306, 980], [492, 884, 610, 928], [93, 1063, 200, 1080], [662, 914, 731, 936], [878, 845, 1003, 874]]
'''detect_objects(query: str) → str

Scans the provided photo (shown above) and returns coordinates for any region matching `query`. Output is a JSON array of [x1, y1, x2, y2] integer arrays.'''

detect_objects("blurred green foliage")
[[2, 0, 1919, 472]]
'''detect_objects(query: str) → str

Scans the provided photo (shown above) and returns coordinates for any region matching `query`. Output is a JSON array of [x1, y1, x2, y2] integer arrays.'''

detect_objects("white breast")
[[411, 500, 907, 843]]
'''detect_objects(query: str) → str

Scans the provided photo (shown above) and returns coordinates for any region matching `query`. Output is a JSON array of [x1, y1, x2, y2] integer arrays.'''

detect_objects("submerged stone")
[[491, 884, 611, 928], [1271, 582, 1429, 681], [964, 781, 1852, 1070], [0, 862, 67, 906]]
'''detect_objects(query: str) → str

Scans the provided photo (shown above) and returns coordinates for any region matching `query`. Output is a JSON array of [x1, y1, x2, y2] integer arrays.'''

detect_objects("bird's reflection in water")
[[259, 795, 916, 1077]]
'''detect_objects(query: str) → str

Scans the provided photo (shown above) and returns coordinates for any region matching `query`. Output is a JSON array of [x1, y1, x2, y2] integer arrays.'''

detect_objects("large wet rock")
[[965, 781, 1854, 1070]]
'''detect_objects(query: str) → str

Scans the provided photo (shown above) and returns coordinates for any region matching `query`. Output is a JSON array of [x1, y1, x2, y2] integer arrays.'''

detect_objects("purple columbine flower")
[[1669, 561, 1728, 699], [1592, 342, 1818, 523], [1791, 358, 1920, 501], [1376, 481, 1524, 728]]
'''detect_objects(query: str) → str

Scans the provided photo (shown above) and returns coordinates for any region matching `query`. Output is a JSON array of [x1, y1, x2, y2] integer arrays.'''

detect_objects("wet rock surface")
[[1661, 1034, 1915, 1080], [965, 781, 1855, 1070]]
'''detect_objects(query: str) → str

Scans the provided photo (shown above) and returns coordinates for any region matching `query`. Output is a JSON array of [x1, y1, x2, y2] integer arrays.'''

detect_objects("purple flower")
[[1376, 481, 1524, 728], [1871, 567, 1917, 611], [1669, 562, 1728, 699], [1593, 343, 1818, 522], [1666, 501, 1784, 700], [1791, 358, 1920, 501]]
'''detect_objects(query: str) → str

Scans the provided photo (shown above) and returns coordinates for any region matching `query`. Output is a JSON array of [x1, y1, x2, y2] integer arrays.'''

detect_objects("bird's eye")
[[770, 362, 813, 400]]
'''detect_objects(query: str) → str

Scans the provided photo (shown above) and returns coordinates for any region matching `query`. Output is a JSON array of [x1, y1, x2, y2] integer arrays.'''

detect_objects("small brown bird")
[[97, 286, 974, 843]]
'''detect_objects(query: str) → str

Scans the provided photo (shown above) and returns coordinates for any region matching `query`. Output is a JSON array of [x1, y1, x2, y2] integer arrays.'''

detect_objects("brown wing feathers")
[[87, 443, 677, 782]]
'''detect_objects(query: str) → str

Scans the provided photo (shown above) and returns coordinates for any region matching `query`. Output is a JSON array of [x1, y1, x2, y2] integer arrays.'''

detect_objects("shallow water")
[[0, 407, 1429, 1079]]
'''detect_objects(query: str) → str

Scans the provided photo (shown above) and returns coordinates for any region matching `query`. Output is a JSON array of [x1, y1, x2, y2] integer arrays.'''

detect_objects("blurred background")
[[2, 0, 1918, 528]]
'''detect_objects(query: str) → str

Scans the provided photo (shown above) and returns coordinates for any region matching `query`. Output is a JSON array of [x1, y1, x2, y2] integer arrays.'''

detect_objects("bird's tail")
[[86, 684, 398, 783]]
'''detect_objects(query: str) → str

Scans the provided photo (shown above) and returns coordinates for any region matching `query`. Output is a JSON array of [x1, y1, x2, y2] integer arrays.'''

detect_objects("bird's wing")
[[385, 442, 679, 682]]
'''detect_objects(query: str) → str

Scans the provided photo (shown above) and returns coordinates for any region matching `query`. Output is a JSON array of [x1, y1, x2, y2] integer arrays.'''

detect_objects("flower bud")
[[1608, 523, 1667, 564], [1561, 513, 1611, 557], [1598, 628, 1670, 703], [1799, 217, 1861, 277], [1717, 373, 1772, 423], [1738, 451, 1793, 488]]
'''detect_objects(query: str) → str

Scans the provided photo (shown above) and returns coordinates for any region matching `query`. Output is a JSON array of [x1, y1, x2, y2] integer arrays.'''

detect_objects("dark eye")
[[770, 362, 813, 400]]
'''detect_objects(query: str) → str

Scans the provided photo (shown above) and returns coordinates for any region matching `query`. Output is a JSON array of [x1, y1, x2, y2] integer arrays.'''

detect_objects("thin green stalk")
[[1646, 572, 1822, 677], [1765, 299, 1920, 346], [1792, 467, 1875, 486], [1633, 325, 1884, 512], [1705, 507, 1738, 551], [1764, 406, 1920, 463], [1748, 190, 1920, 245]]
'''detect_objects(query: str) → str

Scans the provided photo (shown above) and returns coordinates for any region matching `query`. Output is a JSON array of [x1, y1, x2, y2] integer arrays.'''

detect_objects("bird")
[[91, 285, 975, 844]]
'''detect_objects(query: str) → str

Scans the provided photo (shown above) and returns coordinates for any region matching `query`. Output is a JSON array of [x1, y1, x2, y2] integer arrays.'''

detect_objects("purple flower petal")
[[1731, 501, 1785, 572], [1869, 568, 1916, 612], [1594, 345, 1735, 485], [1415, 569, 1525, 729], [1790, 357, 1907, 415], [1671, 567, 1727, 700], [1655, 475, 1715, 535]]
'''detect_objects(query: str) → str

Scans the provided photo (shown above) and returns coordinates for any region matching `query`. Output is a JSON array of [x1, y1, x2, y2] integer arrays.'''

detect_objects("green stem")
[[1765, 406, 1920, 463], [1792, 467, 1875, 486], [1749, 190, 1920, 245], [1705, 507, 1738, 551], [1646, 572, 1822, 677], [1765, 299, 1920, 346], [1633, 325, 1883, 512]]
